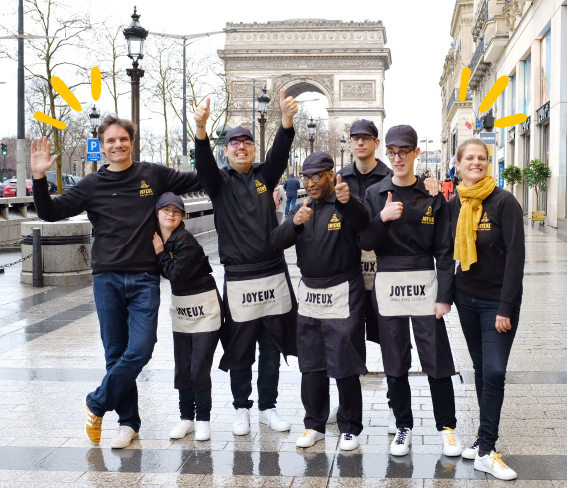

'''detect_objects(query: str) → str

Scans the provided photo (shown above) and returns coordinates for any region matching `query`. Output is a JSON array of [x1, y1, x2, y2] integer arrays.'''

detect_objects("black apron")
[[297, 268, 367, 379], [220, 256, 297, 371]]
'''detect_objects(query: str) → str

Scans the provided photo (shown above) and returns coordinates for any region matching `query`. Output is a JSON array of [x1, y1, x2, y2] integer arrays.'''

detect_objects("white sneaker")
[[195, 421, 211, 441], [387, 408, 397, 434], [474, 451, 517, 480], [232, 408, 251, 436], [441, 427, 463, 456], [296, 429, 325, 448], [110, 426, 138, 449], [390, 428, 412, 456], [339, 433, 359, 451], [259, 408, 291, 432], [327, 406, 338, 424], [169, 420, 194, 439], [462, 437, 480, 460]]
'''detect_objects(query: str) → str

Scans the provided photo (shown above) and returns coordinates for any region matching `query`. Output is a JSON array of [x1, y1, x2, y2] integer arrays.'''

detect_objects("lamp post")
[[420, 137, 433, 172], [123, 7, 148, 162], [257, 87, 270, 162], [89, 105, 100, 174], [340, 135, 346, 169], [441, 138, 448, 178], [308, 118, 316, 154], [294, 153, 299, 176]]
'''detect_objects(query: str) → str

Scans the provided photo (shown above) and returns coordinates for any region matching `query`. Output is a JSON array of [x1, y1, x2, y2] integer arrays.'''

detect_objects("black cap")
[[385, 125, 418, 147], [155, 192, 185, 213], [302, 151, 334, 174], [225, 126, 253, 145], [350, 119, 378, 138]]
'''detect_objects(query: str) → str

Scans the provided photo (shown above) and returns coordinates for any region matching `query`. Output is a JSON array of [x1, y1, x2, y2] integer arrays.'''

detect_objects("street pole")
[[182, 39, 188, 170], [17, 0, 25, 198], [340, 148, 344, 169], [258, 113, 266, 162], [126, 62, 144, 161]]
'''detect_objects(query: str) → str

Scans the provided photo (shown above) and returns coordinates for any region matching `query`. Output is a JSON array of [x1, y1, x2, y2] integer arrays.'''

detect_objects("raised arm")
[[194, 98, 224, 197]]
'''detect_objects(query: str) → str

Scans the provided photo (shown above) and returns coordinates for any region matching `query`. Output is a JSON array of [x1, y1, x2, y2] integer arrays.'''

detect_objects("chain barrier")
[[0, 234, 33, 270], [0, 253, 32, 270], [0, 234, 31, 248]]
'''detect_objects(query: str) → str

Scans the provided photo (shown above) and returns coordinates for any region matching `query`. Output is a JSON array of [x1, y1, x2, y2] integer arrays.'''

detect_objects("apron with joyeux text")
[[374, 255, 438, 317], [170, 289, 222, 333], [361, 250, 377, 291], [298, 280, 350, 319]]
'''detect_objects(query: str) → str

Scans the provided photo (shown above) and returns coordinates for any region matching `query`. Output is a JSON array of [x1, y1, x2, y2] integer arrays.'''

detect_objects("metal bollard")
[[32, 227, 44, 288]]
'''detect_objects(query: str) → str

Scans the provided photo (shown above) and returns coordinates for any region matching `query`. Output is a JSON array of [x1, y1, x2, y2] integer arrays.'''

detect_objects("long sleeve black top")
[[449, 187, 525, 317], [359, 175, 454, 304], [156, 221, 213, 295], [195, 125, 294, 266], [32, 162, 201, 274], [337, 158, 392, 205], [272, 192, 369, 279]]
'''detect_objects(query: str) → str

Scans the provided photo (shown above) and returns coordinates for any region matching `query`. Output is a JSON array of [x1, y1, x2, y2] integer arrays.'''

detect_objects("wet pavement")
[[0, 222, 565, 487]]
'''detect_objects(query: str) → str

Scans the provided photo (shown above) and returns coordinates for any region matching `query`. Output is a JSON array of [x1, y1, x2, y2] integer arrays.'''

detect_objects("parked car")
[[45, 172, 77, 193], [0, 180, 8, 197], [2, 179, 33, 197]]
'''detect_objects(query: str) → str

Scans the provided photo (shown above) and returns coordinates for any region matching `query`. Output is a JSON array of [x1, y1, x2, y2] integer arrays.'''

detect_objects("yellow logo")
[[425, 206, 433, 216], [421, 206, 434, 225], [479, 212, 491, 230], [480, 212, 489, 222], [328, 213, 341, 231], [169, 252, 174, 259], [255, 179, 267, 194], [140, 180, 153, 196]]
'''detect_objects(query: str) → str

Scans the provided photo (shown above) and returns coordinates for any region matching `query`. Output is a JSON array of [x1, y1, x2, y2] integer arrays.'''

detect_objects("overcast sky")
[[0, 0, 457, 152]]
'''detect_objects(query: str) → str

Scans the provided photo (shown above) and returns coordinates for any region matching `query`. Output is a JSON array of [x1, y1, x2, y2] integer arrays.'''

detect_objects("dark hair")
[[97, 114, 137, 145], [456, 138, 488, 162]]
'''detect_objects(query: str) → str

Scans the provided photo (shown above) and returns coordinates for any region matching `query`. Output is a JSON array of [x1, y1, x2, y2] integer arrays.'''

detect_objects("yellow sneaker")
[[84, 397, 103, 445]]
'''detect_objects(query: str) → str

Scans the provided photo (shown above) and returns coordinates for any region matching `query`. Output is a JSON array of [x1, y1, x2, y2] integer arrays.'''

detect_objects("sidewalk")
[[0, 222, 565, 487]]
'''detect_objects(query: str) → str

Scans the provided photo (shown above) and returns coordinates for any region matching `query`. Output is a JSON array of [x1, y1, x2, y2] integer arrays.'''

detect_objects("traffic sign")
[[479, 132, 496, 145], [87, 138, 100, 153], [87, 153, 101, 162]]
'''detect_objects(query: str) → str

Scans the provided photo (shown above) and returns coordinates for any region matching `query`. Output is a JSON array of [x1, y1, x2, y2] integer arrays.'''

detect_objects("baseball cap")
[[302, 151, 334, 174], [385, 125, 418, 147], [155, 192, 185, 213], [225, 126, 253, 145], [350, 119, 378, 138]]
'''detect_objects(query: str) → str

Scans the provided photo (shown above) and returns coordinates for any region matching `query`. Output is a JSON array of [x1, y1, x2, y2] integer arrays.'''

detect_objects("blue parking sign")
[[87, 138, 100, 153]]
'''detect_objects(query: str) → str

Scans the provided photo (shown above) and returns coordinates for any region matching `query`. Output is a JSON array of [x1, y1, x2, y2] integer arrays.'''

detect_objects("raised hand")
[[380, 192, 403, 222], [335, 173, 350, 204], [30, 137, 58, 179], [279, 89, 298, 129], [293, 198, 313, 227], [152, 232, 164, 255], [194, 98, 211, 128]]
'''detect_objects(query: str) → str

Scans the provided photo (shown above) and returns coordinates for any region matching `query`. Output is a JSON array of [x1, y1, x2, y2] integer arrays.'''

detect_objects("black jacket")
[[283, 176, 301, 198], [337, 158, 392, 204]]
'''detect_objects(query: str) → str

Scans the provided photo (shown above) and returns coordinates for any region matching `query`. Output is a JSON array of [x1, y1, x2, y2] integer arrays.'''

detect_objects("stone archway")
[[218, 19, 392, 152]]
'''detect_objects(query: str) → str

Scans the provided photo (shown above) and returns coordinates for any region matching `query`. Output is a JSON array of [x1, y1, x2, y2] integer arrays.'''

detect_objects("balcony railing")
[[508, 127, 516, 142], [520, 115, 531, 135], [446, 90, 456, 115], [469, 36, 486, 71], [536, 101, 550, 125]]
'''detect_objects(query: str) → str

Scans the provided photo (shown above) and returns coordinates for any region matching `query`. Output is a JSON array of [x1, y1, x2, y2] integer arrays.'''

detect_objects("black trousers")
[[179, 388, 212, 421], [301, 370, 363, 435], [387, 373, 456, 431]]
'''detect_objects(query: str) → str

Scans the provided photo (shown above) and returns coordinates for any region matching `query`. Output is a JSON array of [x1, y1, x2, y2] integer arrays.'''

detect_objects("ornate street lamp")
[[340, 135, 346, 169], [257, 87, 270, 162], [308, 118, 316, 154], [420, 137, 433, 172], [89, 105, 100, 173], [123, 7, 148, 161]]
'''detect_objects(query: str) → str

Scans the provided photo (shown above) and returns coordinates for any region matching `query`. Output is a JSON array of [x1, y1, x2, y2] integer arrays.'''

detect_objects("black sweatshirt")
[[32, 162, 201, 274], [337, 158, 393, 203], [156, 221, 213, 295], [449, 187, 525, 317], [195, 125, 294, 266], [359, 175, 454, 304], [271, 193, 369, 279]]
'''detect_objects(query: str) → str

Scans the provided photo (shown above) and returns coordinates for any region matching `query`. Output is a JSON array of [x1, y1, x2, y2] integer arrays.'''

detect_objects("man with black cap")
[[193, 91, 298, 436], [359, 124, 462, 458], [272, 151, 369, 451]]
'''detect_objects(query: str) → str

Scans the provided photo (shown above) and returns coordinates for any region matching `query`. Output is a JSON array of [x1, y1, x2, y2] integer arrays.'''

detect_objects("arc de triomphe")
[[218, 19, 392, 152]]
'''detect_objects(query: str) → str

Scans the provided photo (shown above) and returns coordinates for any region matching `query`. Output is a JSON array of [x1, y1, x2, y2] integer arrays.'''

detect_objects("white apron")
[[361, 250, 377, 291], [170, 289, 222, 333], [298, 280, 350, 320]]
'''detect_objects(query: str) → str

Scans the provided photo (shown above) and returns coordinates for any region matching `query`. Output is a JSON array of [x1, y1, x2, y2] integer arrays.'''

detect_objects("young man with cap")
[[272, 151, 369, 451], [153, 192, 222, 442], [359, 125, 462, 458], [193, 91, 298, 436], [30, 115, 201, 449]]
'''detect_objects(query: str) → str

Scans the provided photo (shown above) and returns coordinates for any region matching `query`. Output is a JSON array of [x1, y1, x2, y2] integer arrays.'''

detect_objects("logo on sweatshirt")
[[328, 213, 341, 231], [478, 212, 491, 230], [255, 179, 267, 195], [421, 206, 434, 225], [140, 180, 153, 196]]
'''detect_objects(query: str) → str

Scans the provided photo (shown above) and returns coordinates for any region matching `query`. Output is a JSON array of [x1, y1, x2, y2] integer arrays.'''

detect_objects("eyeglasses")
[[385, 149, 415, 160], [301, 173, 327, 184], [350, 135, 375, 142], [160, 208, 183, 217], [228, 140, 254, 148]]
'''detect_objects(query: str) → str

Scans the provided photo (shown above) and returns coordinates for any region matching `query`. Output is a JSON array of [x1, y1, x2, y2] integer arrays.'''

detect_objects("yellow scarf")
[[454, 176, 496, 271]]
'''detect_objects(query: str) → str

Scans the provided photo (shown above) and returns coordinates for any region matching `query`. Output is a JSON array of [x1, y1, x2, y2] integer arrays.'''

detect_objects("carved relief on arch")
[[340, 81, 376, 101]]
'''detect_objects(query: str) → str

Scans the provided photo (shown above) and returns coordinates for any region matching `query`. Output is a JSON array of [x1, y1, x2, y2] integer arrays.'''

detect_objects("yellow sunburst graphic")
[[459, 68, 527, 128], [34, 67, 101, 130]]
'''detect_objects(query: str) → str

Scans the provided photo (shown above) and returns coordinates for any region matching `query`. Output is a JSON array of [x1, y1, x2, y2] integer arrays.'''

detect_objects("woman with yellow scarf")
[[449, 139, 525, 481]]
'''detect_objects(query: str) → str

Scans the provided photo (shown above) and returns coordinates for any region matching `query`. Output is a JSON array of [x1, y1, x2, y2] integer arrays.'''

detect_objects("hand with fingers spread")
[[30, 137, 58, 179], [293, 198, 313, 227], [380, 191, 403, 222], [279, 89, 298, 129], [335, 173, 350, 204], [194, 98, 210, 139], [152, 232, 164, 255]]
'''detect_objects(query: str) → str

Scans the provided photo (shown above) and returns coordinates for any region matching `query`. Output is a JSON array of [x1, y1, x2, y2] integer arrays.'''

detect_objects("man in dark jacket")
[[283, 173, 301, 216]]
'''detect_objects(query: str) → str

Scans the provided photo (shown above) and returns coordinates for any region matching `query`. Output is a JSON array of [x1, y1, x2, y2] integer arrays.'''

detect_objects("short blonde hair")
[[456, 138, 488, 162]]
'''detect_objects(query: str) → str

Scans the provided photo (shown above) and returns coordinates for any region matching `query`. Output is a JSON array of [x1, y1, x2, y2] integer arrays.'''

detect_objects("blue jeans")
[[454, 288, 519, 451], [284, 197, 297, 216], [87, 272, 161, 432], [230, 324, 281, 411]]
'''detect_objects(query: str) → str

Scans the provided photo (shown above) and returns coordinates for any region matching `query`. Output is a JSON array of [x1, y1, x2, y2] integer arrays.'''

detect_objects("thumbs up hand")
[[380, 192, 403, 222], [280, 89, 298, 129], [293, 198, 313, 227], [194, 97, 211, 128], [335, 173, 351, 204]]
